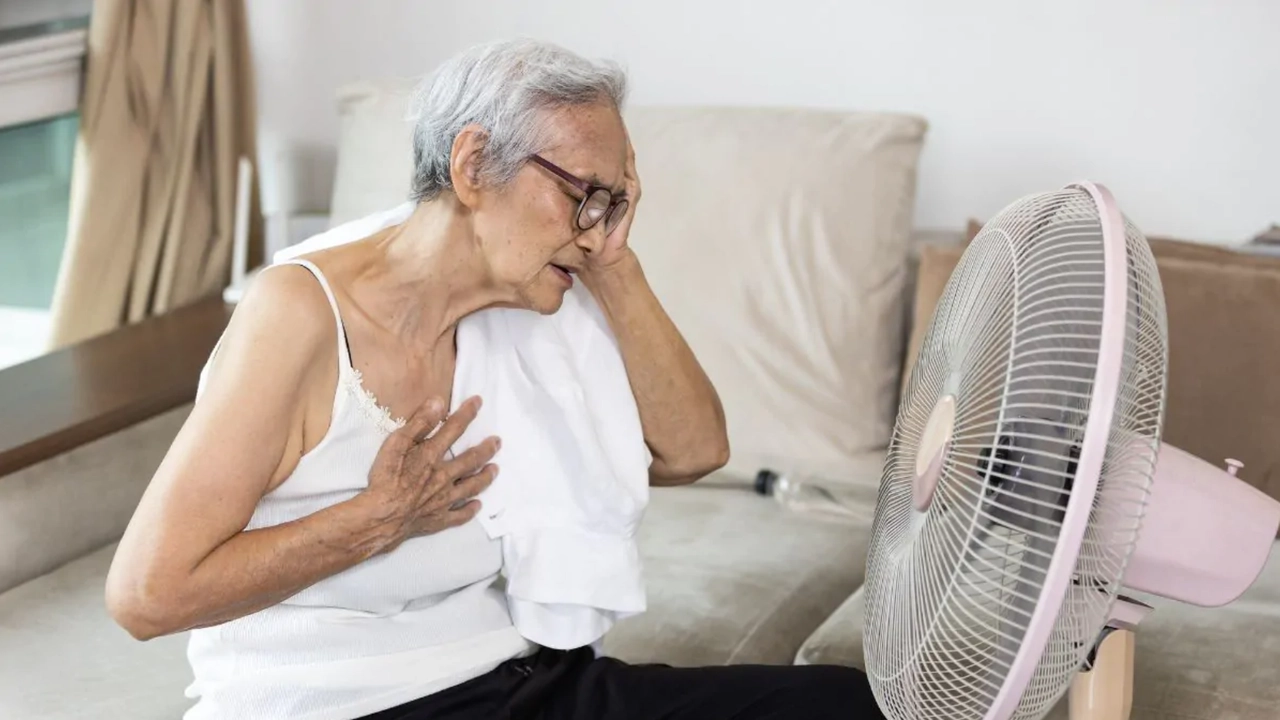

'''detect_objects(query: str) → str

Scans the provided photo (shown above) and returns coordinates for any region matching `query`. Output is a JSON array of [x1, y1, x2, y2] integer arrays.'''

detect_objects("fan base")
[[1068, 628, 1135, 720]]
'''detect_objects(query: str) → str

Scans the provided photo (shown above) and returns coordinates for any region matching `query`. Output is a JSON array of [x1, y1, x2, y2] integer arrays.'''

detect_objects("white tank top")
[[184, 260, 534, 720]]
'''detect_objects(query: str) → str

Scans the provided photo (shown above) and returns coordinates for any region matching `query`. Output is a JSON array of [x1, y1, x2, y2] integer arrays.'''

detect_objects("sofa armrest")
[[0, 297, 230, 478]]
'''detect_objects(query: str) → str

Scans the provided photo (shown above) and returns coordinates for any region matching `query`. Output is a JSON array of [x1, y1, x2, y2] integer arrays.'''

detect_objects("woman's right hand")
[[363, 396, 499, 552]]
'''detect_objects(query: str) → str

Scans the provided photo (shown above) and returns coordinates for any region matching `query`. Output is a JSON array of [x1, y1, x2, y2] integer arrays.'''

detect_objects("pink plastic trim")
[[983, 182, 1128, 720], [1125, 443, 1280, 606]]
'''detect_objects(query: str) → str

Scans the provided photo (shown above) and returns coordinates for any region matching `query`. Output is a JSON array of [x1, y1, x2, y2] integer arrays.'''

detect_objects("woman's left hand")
[[582, 132, 641, 276], [570, 129, 729, 485]]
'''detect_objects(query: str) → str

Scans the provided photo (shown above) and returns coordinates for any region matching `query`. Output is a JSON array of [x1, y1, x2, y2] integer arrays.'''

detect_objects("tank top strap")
[[275, 259, 354, 370]]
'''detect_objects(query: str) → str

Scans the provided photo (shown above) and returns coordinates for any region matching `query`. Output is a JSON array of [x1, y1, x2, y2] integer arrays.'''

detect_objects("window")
[[0, 10, 89, 369]]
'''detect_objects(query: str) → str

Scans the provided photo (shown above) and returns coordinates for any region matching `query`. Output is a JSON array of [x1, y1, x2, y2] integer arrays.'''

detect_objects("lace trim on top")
[[345, 367, 406, 433]]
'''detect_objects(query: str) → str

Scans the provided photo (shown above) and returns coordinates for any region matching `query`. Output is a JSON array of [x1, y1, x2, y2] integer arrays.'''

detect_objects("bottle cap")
[[754, 468, 779, 496]]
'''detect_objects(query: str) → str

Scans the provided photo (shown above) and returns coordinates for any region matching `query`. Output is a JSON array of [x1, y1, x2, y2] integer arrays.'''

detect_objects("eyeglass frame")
[[528, 154, 629, 236]]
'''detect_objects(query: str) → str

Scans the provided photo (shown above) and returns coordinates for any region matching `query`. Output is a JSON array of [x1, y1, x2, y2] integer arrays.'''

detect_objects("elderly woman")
[[106, 40, 883, 720]]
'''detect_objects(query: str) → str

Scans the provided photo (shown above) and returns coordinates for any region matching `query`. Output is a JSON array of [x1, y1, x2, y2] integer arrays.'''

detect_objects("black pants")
[[359, 646, 884, 720]]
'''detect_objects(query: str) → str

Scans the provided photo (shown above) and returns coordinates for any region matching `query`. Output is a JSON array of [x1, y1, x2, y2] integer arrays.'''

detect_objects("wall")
[[247, 0, 1278, 243]]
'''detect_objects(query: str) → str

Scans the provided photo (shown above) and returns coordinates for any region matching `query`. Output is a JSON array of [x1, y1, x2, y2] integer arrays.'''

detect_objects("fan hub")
[[913, 394, 955, 511]]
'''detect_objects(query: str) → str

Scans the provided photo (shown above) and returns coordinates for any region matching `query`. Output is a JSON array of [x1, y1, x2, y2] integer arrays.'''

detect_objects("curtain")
[[47, 0, 261, 348]]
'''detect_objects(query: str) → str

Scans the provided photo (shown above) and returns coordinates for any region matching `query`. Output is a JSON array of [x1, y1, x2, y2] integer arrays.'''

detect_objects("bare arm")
[[105, 270, 495, 639], [582, 251, 729, 486], [577, 130, 729, 486]]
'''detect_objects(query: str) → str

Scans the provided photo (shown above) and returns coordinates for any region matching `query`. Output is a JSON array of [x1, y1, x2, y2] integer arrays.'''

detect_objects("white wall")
[[248, 0, 1278, 242]]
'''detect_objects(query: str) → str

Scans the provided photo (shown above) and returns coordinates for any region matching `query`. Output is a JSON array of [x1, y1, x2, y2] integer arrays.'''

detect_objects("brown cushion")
[[903, 228, 1280, 511], [968, 216, 1280, 268], [899, 243, 962, 395], [1158, 257, 1280, 501]]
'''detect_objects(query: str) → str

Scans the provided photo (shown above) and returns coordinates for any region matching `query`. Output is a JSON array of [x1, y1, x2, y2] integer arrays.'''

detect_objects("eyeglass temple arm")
[[529, 155, 592, 195]]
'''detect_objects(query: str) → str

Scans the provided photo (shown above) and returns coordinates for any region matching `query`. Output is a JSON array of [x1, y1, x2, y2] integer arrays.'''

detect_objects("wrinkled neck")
[[357, 198, 514, 352]]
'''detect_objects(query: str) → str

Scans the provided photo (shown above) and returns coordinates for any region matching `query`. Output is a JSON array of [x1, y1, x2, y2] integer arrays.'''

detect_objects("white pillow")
[[623, 106, 926, 485], [327, 83, 927, 487], [329, 80, 417, 227]]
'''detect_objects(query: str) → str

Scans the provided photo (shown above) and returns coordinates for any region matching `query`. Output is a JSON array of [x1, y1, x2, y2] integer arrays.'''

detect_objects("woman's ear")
[[449, 124, 488, 208]]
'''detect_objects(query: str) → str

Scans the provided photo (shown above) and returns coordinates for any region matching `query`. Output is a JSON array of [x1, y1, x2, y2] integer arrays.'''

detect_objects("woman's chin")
[[520, 288, 568, 315], [539, 292, 568, 314]]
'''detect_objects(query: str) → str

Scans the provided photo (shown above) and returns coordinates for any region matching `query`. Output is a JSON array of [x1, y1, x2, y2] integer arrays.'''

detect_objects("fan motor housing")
[[913, 394, 955, 511]]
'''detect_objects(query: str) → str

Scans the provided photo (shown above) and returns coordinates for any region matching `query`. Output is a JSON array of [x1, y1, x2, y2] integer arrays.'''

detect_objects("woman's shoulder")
[[217, 264, 342, 375]]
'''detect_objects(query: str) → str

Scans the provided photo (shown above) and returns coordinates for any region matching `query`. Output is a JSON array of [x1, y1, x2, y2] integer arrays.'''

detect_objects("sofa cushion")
[[901, 238, 1280, 510], [603, 481, 876, 666], [0, 481, 875, 718], [0, 543, 194, 720], [327, 81, 927, 489], [796, 542, 1280, 719]]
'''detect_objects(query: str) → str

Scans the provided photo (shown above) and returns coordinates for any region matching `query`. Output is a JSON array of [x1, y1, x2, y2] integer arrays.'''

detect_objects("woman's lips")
[[549, 263, 573, 286]]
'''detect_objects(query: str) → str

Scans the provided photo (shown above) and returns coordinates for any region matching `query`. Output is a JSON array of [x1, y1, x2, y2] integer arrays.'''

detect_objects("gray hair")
[[407, 39, 628, 202]]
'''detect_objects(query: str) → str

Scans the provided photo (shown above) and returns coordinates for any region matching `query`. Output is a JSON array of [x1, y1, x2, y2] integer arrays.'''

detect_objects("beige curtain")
[[48, 0, 261, 348]]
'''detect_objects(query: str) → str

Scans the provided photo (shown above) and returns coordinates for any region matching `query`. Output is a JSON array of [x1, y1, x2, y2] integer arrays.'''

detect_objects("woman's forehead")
[[541, 104, 627, 184]]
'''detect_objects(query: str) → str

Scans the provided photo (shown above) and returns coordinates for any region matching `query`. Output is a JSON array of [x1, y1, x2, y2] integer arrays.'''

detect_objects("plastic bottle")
[[753, 468, 868, 521]]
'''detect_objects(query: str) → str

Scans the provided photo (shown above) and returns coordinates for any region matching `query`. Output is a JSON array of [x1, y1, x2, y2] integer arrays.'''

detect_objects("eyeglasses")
[[529, 154, 629, 236]]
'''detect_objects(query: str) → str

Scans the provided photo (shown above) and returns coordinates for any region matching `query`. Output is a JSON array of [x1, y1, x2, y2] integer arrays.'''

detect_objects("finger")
[[624, 158, 640, 201], [403, 397, 448, 444], [421, 395, 482, 455], [370, 397, 443, 470], [439, 436, 500, 480], [445, 499, 483, 527], [446, 464, 498, 503], [434, 465, 497, 514]]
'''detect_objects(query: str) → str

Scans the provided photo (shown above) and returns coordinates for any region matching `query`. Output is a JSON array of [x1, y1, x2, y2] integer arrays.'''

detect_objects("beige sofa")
[[2, 83, 1278, 720]]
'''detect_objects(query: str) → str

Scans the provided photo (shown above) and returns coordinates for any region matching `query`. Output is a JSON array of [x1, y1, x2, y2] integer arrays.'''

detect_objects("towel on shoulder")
[[274, 203, 651, 651]]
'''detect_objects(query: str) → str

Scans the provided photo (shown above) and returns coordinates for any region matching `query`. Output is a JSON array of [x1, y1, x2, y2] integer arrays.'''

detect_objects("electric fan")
[[862, 182, 1280, 720]]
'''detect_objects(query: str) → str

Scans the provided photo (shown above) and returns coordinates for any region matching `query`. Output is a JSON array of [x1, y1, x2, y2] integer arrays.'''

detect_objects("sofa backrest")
[[0, 406, 191, 594], [327, 81, 928, 487]]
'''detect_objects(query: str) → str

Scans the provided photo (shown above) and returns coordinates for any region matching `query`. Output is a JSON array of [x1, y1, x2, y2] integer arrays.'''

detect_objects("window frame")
[[0, 23, 87, 130]]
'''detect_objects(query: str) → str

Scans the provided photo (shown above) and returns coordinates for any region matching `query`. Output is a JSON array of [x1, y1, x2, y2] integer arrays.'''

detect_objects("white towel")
[[274, 203, 650, 650]]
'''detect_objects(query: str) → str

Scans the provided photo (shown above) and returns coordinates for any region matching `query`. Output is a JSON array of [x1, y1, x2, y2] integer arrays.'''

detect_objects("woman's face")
[[472, 102, 629, 313]]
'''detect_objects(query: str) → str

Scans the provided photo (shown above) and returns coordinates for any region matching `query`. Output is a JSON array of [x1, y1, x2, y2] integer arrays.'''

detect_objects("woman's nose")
[[574, 227, 604, 254]]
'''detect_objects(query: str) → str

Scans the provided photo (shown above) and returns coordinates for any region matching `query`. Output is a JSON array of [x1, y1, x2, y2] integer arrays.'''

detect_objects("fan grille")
[[864, 187, 1167, 720]]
